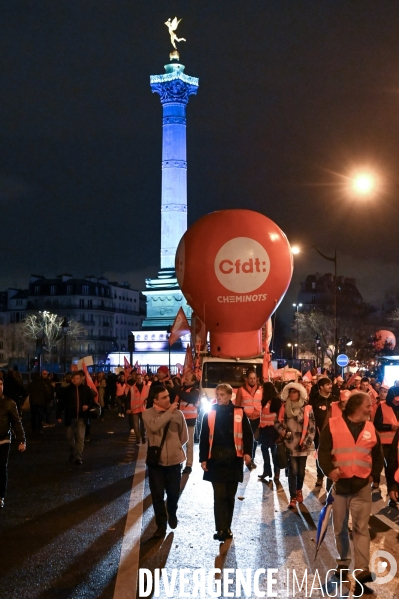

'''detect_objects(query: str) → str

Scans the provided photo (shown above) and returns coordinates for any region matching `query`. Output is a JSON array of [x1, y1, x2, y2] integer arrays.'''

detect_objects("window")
[[82, 285, 89, 295], [67, 285, 73, 295], [0, 317, 3, 325], [0, 353, 3, 361], [50, 285, 56, 295], [0, 330, 3, 337], [312, 282, 316, 290], [34, 286, 40, 294], [16, 299, 23, 306], [79, 299, 85, 308], [95, 287, 99, 295], [0, 342, 3, 349], [88, 299, 93, 309]]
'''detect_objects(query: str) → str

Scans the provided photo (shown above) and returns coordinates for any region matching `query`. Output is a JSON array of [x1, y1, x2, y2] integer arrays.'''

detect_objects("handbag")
[[146, 422, 170, 467], [276, 440, 289, 469]]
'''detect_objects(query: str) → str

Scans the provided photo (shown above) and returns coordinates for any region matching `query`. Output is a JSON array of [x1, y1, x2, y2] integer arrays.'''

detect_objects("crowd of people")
[[1, 364, 399, 596]]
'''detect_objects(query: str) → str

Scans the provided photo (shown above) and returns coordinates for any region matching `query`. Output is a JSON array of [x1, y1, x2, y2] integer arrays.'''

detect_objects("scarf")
[[285, 396, 305, 418]]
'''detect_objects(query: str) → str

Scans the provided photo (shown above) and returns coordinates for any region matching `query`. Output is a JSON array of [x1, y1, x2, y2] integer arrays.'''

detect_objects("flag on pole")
[[262, 344, 271, 381], [191, 312, 207, 351], [169, 307, 191, 346], [303, 370, 313, 382], [124, 356, 132, 377], [315, 489, 335, 559], [176, 363, 183, 375], [82, 360, 98, 398], [346, 372, 358, 387], [268, 361, 276, 379], [183, 344, 194, 377]]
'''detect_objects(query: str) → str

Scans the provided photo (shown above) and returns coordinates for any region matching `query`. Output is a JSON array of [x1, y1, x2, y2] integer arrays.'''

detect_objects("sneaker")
[[226, 529, 233, 539], [182, 466, 192, 474], [258, 473, 267, 480], [288, 497, 297, 509], [153, 527, 167, 538], [74, 458, 82, 465], [168, 513, 178, 529], [0, 498, 4, 508], [388, 499, 398, 509], [121, 413, 124, 418], [315, 477, 323, 487], [296, 490, 304, 503]]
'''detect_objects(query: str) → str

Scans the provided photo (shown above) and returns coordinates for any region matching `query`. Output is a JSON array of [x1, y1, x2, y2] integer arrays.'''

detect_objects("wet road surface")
[[1, 410, 398, 599]]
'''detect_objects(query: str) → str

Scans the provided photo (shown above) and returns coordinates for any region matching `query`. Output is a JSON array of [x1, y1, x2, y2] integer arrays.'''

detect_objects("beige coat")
[[142, 407, 188, 466]]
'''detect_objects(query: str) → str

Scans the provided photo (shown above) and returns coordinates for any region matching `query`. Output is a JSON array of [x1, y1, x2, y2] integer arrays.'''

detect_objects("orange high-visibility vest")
[[379, 401, 398, 445], [129, 383, 149, 414], [278, 403, 312, 446], [179, 386, 199, 421], [116, 382, 126, 397], [331, 402, 343, 418], [259, 402, 277, 427], [330, 416, 377, 479], [207, 408, 244, 458], [240, 386, 262, 420], [395, 439, 399, 483]]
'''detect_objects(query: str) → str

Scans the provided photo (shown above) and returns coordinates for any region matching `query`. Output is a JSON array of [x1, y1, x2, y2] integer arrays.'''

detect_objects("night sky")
[[1, 1, 399, 318]]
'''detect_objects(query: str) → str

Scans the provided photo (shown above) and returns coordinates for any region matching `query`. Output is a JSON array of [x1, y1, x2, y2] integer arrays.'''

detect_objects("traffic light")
[[128, 334, 135, 352]]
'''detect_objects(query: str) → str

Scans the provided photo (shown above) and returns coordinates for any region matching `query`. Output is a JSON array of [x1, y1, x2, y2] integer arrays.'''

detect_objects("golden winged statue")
[[165, 17, 186, 50]]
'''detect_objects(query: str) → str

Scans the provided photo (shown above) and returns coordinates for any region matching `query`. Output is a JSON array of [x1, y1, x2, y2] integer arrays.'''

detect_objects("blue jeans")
[[288, 455, 307, 498], [66, 418, 86, 460]]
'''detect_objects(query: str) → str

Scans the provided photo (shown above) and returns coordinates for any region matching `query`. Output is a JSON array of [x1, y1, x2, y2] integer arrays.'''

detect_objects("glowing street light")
[[352, 173, 375, 195]]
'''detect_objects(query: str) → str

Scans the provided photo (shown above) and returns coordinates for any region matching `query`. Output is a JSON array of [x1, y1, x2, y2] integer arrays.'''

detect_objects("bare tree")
[[20, 311, 86, 363]]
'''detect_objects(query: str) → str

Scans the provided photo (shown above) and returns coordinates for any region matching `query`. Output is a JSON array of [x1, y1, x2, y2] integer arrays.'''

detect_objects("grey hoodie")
[[142, 407, 188, 466]]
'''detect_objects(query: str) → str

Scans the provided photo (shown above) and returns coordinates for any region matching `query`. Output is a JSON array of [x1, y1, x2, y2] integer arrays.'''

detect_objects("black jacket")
[[0, 395, 26, 444], [309, 392, 335, 435], [386, 429, 399, 493], [28, 379, 52, 407], [199, 402, 253, 483], [374, 401, 399, 432], [56, 383, 96, 426]]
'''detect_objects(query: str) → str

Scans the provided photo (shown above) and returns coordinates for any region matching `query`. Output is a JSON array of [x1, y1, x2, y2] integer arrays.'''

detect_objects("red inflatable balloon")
[[175, 209, 293, 358], [373, 330, 396, 351]]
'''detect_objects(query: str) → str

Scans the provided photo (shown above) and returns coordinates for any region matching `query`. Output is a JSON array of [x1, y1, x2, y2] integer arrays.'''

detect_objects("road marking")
[[113, 443, 146, 599]]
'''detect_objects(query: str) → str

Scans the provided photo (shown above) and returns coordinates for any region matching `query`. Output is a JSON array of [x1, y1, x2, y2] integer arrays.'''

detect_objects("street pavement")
[[1, 409, 398, 599]]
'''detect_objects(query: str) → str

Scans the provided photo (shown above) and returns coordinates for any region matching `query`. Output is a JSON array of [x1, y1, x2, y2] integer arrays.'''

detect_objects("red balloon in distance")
[[175, 209, 293, 359], [373, 330, 396, 352]]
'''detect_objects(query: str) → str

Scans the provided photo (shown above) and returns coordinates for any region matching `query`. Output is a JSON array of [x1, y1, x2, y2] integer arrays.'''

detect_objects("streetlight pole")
[[287, 343, 293, 361], [293, 303, 303, 356], [61, 318, 69, 374]]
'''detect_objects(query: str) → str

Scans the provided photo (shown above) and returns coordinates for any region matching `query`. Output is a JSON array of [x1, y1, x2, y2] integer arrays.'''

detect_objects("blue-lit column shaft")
[[151, 64, 198, 270]]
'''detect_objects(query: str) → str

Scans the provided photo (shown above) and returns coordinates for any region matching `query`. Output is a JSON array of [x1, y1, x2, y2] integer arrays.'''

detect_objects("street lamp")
[[293, 303, 303, 353], [287, 343, 293, 360], [62, 317, 69, 373]]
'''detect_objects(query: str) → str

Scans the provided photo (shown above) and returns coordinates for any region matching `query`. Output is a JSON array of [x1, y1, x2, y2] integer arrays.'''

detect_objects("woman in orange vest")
[[386, 429, 399, 508], [115, 372, 127, 418], [199, 383, 253, 542], [275, 382, 315, 509], [258, 382, 282, 482], [235, 368, 263, 469]]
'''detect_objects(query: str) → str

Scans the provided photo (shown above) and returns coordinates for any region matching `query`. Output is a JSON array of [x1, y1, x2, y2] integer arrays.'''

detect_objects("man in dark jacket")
[[318, 392, 384, 595], [309, 377, 335, 487], [28, 372, 52, 433], [200, 383, 253, 542], [3, 369, 27, 415], [56, 372, 95, 465], [0, 378, 26, 507]]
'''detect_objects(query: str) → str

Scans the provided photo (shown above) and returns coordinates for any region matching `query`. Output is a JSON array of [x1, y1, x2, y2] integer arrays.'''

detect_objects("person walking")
[[309, 377, 335, 488], [142, 385, 188, 538], [0, 378, 26, 508], [115, 372, 127, 418], [235, 368, 262, 468], [318, 392, 384, 596], [374, 382, 399, 491], [176, 372, 199, 475], [146, 366, 176, 409], [386, 428, 399, 508], [257, 381, 281, 482], [56, 371, 96, 465], [126, 372, 148, 444], [275, 382, 315, 509], [27, 372, 52, 434], [199, 384, 253, 542]]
